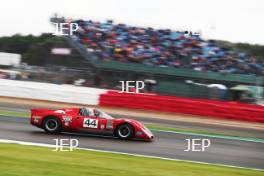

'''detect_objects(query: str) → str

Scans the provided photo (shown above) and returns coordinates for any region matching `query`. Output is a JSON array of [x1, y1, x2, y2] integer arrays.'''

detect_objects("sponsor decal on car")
[[33, 116, 40, 123], [136, 131, 143, 136], [106, 120, 113, 130], [62, 116, 72, 126]]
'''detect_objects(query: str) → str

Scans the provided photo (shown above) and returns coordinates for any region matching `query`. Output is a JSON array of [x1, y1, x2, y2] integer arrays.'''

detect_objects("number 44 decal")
[[83, 118, 98, 128]]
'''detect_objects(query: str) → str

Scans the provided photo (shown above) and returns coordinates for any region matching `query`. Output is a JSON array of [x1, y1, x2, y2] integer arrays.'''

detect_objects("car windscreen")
[[95, 109, 114, 119]]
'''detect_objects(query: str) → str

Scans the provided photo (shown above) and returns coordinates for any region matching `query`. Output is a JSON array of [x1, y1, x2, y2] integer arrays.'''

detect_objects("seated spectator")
[[63, 17, 263, 75]]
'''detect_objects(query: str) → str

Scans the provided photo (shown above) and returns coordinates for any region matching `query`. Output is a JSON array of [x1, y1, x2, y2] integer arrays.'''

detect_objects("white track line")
[[0, 139, 263, 172]]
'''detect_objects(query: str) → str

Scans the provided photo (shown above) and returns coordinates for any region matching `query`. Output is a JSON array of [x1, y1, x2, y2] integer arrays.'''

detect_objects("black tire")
[[43, 116, 62, 134], [116, 123, 134, 139]]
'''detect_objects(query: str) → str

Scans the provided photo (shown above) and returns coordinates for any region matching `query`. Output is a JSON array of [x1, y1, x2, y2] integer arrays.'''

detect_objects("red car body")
[[30, 107, 154, 141]]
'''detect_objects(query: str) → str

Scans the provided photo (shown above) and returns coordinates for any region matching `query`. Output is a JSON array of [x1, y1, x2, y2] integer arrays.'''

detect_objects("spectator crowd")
[[64, 18, 263, 75]]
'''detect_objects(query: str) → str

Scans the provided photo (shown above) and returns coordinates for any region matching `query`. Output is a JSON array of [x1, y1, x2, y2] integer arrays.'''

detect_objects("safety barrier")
[[99, 91, 264, 123], [1, 79, 264, 123], [0, 79, 107, 105]]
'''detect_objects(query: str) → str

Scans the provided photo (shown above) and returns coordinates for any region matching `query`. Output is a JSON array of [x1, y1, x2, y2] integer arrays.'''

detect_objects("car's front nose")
[[143, 127, 154, 141], [135, 125, 154, 141]]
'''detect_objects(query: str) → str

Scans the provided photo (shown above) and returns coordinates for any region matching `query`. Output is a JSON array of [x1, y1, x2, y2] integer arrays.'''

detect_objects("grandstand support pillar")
[[256, 75, 263, 104]]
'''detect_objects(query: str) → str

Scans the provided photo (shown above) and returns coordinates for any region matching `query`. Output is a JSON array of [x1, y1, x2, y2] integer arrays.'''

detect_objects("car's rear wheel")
[[116, 124, 134, 139], [43, 117, 61, 134]]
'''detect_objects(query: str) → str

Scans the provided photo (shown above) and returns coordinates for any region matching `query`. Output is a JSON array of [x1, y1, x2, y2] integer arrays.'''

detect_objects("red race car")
[[30, 107, 154, 141]]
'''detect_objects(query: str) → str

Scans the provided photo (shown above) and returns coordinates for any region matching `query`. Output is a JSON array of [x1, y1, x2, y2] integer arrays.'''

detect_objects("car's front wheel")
[[43, 117, 61, 134], [116, 124, 134, 139]]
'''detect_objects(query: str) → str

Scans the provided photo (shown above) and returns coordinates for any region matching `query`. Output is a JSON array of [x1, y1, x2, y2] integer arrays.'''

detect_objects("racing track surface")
[[0, 102, 263, 139], [0, 116, 263, 170]]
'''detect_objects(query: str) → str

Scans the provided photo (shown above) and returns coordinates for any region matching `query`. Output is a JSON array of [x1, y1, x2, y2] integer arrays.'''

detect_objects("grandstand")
[[52, 16, 263, 75], [48, 16, 263, 103]]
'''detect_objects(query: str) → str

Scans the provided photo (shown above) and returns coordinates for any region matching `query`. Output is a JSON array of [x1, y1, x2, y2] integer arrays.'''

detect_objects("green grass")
[[0, 110, 29, 118], [0, 143, 263, 176], [146, 124, 228, 136]]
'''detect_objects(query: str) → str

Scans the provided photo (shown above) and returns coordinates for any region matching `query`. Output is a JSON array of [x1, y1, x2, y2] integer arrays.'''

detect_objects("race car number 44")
[[83, 118, 98, 128]]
